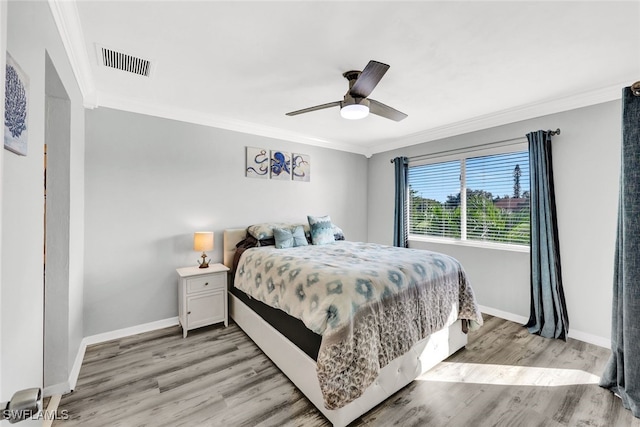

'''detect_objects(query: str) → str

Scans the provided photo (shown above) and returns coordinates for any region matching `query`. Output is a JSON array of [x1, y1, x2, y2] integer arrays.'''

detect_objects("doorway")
[[43, 52, 71, 394]]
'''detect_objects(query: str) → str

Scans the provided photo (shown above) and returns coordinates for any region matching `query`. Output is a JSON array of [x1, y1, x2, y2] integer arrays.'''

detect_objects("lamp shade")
[[193, 232, 214, 252]]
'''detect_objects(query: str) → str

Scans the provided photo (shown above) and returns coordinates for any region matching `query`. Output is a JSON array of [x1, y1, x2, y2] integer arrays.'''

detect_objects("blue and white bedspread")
[[234, 241, 483, 410]]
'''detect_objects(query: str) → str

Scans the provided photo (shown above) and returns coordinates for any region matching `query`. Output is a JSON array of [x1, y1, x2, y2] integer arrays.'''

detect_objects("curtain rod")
[[389, 128, 561, 164]]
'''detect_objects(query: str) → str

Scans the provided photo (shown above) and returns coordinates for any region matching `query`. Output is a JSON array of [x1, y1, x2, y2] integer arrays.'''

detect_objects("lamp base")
[[198, 253, 210, 268]]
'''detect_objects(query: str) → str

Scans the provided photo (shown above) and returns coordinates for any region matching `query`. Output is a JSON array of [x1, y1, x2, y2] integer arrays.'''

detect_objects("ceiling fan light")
[[340, 103, 369, 120]]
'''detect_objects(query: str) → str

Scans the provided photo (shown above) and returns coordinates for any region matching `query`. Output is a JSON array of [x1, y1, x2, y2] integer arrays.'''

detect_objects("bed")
[[223, 226, 482, 427]]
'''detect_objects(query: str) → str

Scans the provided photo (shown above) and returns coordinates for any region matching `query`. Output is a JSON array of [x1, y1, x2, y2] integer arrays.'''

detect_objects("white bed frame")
[[223, 229, 467, 427]]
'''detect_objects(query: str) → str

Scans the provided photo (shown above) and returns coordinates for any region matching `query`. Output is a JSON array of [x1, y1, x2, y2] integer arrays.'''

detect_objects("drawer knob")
[[204, 282, 209, 286], [187, 311, 191, 315]]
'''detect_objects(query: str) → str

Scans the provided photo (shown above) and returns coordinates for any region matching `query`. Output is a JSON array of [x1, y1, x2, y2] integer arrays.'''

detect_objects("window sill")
[[408, 235, 530, 253]]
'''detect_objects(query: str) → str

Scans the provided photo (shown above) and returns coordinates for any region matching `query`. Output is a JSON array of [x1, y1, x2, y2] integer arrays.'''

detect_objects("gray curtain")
[[525, 130, 569, 340], [599, 87, 640, 418], [393, 156, 409, 248]]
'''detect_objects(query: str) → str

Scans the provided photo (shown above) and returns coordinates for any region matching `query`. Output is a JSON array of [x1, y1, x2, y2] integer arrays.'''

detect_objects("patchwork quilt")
[[234, 241, 483, 409]]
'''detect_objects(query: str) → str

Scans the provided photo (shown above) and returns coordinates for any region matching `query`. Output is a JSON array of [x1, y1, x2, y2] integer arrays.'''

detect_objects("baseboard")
[[68, 338, 86, 391], [567, 329, 611, 349], [82, 316, 180, 347], [479, 305, 610, 349], [68, 317, 180, 392], [43, 382, 70, 398], [479, 305, 528, 325]]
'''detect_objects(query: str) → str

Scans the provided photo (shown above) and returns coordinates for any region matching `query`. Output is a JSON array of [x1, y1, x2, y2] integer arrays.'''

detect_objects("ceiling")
[[52, 1, 640, 156]]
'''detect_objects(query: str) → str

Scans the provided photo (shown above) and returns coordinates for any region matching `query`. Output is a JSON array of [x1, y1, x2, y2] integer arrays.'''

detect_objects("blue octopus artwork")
[[270, 150, 291, 180]]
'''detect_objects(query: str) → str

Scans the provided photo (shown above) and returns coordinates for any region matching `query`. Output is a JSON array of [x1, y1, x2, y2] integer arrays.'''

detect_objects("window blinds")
[[409, 150, 530, 245]]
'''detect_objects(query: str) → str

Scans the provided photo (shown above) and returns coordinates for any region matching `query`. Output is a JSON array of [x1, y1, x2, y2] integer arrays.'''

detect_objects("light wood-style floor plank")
[[54, 315, 640, 427]]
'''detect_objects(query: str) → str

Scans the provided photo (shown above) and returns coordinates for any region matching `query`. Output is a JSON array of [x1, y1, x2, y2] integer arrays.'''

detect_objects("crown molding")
[[48, 0, 97, 108], [96, 92, 370, 156], [95, 81, 626, 159], [368, 81, 628, 155]]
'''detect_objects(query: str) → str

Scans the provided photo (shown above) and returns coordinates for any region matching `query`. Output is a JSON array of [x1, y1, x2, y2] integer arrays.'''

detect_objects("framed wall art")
[[4, 52, 29, 156], [292, 153, 310, 182], [245, 147, 310, 183], [245, 146, 269, 179], [270, 150, 291, 181]]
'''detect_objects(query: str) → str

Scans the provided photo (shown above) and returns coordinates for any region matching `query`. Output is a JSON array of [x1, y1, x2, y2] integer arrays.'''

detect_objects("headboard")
[[223, 228, 247, 269]]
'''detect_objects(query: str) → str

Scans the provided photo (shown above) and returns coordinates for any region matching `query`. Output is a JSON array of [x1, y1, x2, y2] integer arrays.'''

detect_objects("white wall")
[[368, 101, 621, 345], [2, 0, 85, 403], [83, 107, 368, 336]]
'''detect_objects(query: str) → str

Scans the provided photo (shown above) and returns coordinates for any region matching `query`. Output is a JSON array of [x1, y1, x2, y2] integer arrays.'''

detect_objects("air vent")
[[100, 47, 152, 77]]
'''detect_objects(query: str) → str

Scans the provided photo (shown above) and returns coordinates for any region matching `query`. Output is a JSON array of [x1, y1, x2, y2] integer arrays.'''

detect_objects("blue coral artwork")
[[270, 150, 291, 181], [246, 146, 269, 179], [292, 153, 310, 182], [4, 52, 29, 156]]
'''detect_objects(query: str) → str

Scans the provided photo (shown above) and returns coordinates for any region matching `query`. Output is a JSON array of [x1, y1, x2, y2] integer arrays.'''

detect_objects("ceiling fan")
[[285, 60, 408, 121]]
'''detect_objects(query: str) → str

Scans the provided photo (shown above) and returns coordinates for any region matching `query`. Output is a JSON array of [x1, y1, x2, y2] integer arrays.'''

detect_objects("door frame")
[[0, 0, 8, 406]]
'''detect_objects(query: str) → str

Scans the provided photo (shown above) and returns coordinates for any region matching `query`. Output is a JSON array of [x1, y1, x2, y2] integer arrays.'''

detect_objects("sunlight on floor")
[[418, 362, 601, 387]]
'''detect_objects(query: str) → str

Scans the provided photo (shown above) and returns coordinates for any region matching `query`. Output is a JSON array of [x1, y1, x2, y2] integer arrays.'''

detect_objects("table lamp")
[[194, 231, 214, 268]]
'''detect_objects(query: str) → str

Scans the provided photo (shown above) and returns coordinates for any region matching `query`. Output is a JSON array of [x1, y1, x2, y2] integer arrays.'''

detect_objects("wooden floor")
[[54, 315, 640, 427]]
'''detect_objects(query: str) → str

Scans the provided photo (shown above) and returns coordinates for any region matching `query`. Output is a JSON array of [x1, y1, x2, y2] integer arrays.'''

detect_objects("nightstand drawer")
[[186, 273, 225, 294]]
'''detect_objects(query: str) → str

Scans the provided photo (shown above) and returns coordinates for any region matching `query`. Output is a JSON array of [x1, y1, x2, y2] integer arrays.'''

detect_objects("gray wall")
[[368, 101, 620, 344], [2, 0, 85, 399], [88, 101, 620, 344], [84, 107, 369, 336]]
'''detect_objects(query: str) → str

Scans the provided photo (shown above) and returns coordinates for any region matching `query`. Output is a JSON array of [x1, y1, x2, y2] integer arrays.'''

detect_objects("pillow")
[[247, 222, 311, 240], [291, 225, 309, 247], [273, 225, 309, 249], [307, 215, 336, 245], [273, 227, 295, 249], [333, 225, 345, 241]]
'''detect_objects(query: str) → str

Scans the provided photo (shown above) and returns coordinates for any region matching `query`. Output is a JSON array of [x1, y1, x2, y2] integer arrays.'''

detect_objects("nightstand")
[[176, 263, 230, 338]]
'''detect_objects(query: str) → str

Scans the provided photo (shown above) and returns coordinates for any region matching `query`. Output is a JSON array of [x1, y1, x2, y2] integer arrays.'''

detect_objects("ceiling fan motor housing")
[[341, 94, 369, 109], [341, 70, 370, 117], [343, 70, 362, 83]]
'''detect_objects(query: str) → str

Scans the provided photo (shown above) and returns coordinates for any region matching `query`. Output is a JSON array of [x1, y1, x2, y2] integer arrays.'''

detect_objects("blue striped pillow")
[[307, 215, 335, 245]]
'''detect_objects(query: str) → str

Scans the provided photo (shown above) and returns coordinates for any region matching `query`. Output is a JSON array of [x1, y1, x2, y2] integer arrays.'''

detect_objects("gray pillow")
[[274, 225, 308, 249]]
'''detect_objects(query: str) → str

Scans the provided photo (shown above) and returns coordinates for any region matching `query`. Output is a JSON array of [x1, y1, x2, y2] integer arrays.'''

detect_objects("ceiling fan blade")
[[285, 101, 341, 116], [349, 60, 390, 98], [369, 99, 408, 122]]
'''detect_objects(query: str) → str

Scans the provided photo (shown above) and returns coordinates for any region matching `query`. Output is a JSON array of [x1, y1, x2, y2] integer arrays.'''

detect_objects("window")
[[409, 149, 530, 246]]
